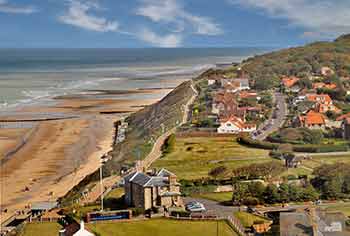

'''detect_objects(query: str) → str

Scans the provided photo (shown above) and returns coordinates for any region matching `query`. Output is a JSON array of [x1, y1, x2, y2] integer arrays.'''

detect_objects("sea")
[[0, 48, 271, 111]]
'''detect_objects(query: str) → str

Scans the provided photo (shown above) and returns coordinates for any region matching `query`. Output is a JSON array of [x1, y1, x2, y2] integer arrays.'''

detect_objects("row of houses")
[[208, 76, 260, 134]]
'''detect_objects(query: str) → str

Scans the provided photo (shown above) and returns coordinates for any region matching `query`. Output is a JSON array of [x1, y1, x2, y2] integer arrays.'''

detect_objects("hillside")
[[107, 80, 195, 172], [240, 34, 350, 90]]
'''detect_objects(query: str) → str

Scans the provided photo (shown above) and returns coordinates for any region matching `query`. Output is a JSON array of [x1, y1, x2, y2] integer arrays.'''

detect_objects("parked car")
[[185, 202, 206, 212]]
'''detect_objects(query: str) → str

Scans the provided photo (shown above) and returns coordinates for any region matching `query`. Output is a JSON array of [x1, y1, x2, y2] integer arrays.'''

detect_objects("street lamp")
[[100, 155, 108, 212]]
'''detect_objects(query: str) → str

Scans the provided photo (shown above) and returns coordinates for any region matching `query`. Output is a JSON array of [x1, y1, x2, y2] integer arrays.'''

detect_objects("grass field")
[[152, 136, 271, 180], [87, 219, 237, 236], [105, 187, 124, 199], [192, 192, 233, 203], [19, 222, 62, 236], [234, 212, 271, 228], [301, 154, 350, 169]]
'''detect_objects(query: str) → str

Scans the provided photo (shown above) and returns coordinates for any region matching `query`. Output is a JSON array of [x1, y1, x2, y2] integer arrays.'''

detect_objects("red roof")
[[239, 91, 258, 99], [306, 94, 332, 104], [220, 115, 256, 129], [312, 82, 337, 90], [281, 76, 300, 88], [336, 112, 350, 121], [299, 110, 327, 125]]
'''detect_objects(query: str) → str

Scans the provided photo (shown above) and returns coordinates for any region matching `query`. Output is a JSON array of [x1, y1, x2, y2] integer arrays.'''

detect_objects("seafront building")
[[124, 169, 182, 210]]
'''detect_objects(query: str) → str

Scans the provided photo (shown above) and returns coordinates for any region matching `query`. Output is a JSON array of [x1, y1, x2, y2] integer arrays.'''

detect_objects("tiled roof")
[[313, 82, 337, 90], [336, 112, 350, 121], [306, 94, 332, 104], [281, 76, 300, 88], [220, 115, 256, 129], [300, 110, 327, 125]]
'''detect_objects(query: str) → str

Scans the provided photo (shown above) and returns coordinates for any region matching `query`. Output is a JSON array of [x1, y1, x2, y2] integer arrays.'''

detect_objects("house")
[[280, 209, 350, 236], [297, 110, 328, 129], [306, 93, 332, 105], [281, 76, 300, 92], [217, 115, 256, 133], [312, 82, 337, 90], [212, 92, 240, 116], [207, 75, 222, 86], [221, 78, 250, 92], [238, 91, 261, 101], [306, 94, 341, 113], [285, 156, 303, 168], [124, 169, 182, 210], [321, 66, 335, 76], [342, 118, 350, 140]]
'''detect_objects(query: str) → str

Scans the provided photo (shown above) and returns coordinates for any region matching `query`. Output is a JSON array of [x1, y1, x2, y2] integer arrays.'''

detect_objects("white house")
[[221, 78, 250, 93], [217, 116, 256, 134]]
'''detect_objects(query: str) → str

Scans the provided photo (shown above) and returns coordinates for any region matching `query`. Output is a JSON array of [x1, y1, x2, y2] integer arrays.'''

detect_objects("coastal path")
[[141, 81, 198, 169], [79, 81, 198, 204]]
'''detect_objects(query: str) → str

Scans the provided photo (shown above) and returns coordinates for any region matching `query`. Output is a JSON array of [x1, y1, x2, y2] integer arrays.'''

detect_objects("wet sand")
[[0, 87, 174, 224]]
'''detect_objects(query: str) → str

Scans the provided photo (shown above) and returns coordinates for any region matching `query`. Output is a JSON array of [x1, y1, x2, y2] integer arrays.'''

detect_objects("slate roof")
[[144, 177, 168, 187], [130, 172, 151, 186]]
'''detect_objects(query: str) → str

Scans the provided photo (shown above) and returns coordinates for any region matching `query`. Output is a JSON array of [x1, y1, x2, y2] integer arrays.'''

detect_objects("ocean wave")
[[135, 64, 215, 78]]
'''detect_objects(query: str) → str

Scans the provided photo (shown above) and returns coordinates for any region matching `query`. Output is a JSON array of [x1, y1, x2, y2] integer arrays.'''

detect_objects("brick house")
[[296, 110, 328, 129], [124, 169, 182, 210]]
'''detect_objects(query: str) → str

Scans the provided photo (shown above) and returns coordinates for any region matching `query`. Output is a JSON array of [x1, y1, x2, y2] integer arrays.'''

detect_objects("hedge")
[[237, 136, 349, 153]]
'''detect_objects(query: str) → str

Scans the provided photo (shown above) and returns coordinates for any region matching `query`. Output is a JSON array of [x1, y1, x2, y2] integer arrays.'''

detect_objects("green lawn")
[[234, 212, 271, 228], [87, 219, 237, 236], [302, 154, 350, 169], [106, 187, 124, 199], [20, 222, 62, 236], [152, 136, 271, 180], [192, 192, 233, 203]]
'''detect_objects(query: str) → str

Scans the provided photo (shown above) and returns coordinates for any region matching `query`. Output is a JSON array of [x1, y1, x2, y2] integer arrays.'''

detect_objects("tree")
[[232, 182, 249, 204], [208, 166, 228, 180], [263, 184, 280, 204]]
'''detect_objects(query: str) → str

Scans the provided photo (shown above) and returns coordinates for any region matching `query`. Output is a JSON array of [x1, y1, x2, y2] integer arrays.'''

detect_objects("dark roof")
[[144, 177, 168, 187], [129, 172, 151, 186], [124, 172, 138, 183]]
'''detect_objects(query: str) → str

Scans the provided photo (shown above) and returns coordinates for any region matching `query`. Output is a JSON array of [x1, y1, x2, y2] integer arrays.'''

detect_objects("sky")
[[0, 0, 350, 48]]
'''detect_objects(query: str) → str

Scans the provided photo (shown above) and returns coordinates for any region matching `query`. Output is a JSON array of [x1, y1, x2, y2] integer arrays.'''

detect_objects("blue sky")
[[0, 0, 349, 48]]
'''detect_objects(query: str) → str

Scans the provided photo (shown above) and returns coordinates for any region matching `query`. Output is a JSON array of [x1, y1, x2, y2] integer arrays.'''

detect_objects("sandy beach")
[[0, 87, 175, 224]]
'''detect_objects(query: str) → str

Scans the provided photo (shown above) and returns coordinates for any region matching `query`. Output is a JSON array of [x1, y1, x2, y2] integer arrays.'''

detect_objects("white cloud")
[[138, 28, 182, 47], [0, 0, 37, 14], [229, 0, 350, 38], [136, 0, 223, 36], [58, 0, 119, 32]]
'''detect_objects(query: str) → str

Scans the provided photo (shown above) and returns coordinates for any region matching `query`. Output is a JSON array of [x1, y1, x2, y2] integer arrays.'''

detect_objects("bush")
[[238, 136, 349, 153]]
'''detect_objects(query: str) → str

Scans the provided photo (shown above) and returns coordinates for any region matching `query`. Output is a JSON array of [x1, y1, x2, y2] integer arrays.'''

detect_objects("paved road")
[[254, 92, 288, 141], [184, 197, 240, 218]]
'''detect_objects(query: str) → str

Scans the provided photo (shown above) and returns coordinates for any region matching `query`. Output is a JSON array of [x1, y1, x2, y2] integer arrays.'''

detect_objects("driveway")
[[254, 92, 288, 141], [184, 197, 240, 218]]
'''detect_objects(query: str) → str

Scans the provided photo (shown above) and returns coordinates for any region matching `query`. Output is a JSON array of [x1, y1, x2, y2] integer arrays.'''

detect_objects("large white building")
[[217, 115, 256, 134]]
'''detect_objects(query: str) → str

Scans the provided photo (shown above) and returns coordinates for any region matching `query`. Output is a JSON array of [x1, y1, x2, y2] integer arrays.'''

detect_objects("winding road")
[[254, 92, 288, 140]]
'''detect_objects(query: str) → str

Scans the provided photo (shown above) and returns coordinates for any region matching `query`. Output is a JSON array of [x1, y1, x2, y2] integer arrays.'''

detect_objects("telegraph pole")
[[100, 163, 104, 212]]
